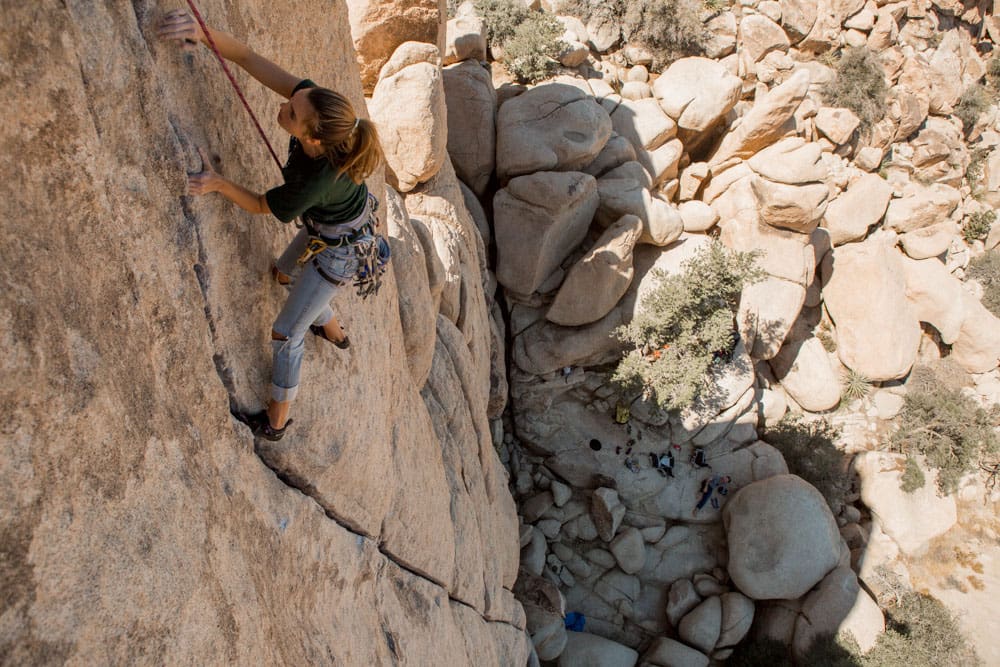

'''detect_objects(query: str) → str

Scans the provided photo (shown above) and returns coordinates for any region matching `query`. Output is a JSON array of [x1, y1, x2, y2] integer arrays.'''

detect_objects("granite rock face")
[[0, 2, 524, 663]]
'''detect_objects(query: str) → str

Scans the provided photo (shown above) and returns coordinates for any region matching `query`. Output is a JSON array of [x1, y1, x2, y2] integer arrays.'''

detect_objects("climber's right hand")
[[187, 146, 222, 196], [157, 9, 206, 50]]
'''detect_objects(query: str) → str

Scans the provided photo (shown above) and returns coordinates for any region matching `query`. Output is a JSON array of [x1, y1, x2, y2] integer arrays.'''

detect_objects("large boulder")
[[746, 138, 827, 185], [497, 83, 613, 180], [494, 171, 599, 295], [779, 0, 818, 43], [653, 57, 741, 135], [854, 452, 957, 556], [820, 233, 921, 381], [822, 173, 893, 246], [740, 13, 791, 62], [719, 215, 815, 286], [596, 162, 684, 246], [884, 182, 961, 233], [443, 2, 486, 65], [793, 567, 884, 659], [679, 596, 722, 654], [710, 69, 810, 165], [371, 42, 448, 192], [609, 97, 681, 184], [558, 632, 639, 667], [899, 221, 958, 260], [641, 637, 709, 667], [902, 257, 966, 345], [723, 475, 841, 600], [770, 335, 841, 412], [751, 176, 829, 234], [951, 292, 1000, 373], [547, 215, 643, 326], [442, 60, 496, 197], [717, 592, 755, 648], [347, 0, 445, 93], [738, 277, 806, 360]]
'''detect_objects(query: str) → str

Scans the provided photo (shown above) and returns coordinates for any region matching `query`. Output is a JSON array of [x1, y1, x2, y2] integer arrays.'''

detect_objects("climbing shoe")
[[233, 410, 291, 441], [309, 324, 350, 349]]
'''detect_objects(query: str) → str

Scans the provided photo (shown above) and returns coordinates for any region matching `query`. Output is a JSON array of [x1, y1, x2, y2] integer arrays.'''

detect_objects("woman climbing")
[[159, 9, 387, 441]]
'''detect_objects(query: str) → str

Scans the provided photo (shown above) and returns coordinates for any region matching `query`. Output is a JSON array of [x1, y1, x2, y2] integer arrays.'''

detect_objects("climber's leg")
[[270, 259, 340, 416], [272, 227, 311, 286]]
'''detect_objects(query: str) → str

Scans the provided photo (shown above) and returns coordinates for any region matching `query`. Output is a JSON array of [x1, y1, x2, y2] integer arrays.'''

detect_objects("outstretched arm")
[[158, 9, 301, 99], [188, 147, 271, 215]]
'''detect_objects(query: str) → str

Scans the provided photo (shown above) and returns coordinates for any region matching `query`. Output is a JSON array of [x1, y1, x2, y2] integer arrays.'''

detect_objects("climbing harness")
[[296, 193, 391, 299], [184, 0, 282, 169]]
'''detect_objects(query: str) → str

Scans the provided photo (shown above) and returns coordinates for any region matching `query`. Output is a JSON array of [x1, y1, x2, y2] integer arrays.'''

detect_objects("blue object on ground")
[[565, 612, 585, 632]]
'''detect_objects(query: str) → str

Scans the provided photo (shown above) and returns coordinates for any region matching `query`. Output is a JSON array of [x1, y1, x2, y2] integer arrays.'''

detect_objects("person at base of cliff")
[[693, 474, 731, 514], [159, 10, 386, 441]]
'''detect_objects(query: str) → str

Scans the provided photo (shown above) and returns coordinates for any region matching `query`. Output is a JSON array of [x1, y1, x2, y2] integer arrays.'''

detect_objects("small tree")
[[954, 84, 993, 135], [967, 250, 1000, 317], [473, 0, 530, 48], [503, 12, 564, 83], [612, 242, 762, 412], [891, 367, 1000, 495]]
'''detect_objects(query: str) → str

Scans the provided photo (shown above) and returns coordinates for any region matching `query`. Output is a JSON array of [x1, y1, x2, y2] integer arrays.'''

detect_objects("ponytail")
[[305, 87, 385, 184]]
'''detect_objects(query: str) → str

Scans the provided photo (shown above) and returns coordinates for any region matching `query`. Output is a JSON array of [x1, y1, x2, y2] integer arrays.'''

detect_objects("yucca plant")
[[841, 368, 872, 402]]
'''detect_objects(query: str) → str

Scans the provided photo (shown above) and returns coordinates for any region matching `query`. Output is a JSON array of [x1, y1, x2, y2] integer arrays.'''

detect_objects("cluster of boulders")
[[354, 0, 1000, 661]]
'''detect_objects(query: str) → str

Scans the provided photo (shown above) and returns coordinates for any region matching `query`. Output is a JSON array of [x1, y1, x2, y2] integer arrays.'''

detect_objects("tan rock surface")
[[347, 0, 446, 93], [442, 59, 496, 197], [0, 3, 524, 662], [723, 476, 841, 600], [653, 57, 741, 133], [709, 69, 811, 165], [371, 42, 448, 192], [854, 452, 957, 555], [822, 173, 892, 246], [496, 82, 613, 180], [820, 233, 921, 380], [494, 171, 599, 295], [547, 214, 643, 326]]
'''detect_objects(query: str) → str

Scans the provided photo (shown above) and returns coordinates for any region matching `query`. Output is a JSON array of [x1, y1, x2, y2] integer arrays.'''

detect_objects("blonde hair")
[[304, 87, 384, 184]]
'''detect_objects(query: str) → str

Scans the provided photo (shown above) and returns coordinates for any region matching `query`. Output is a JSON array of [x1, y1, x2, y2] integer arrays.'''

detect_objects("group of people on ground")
[[640, 445, 733, 512]]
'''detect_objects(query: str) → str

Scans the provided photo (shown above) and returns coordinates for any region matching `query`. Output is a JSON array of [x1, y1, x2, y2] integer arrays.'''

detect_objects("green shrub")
[[763, 416, 853, 512], [963, 209, 995, 243], [565, 0, 712, 67], [965, 147, 989, 198], [625, 0, 709, 67], [900, 456, 926, 493], [955, 84, 993, 135], [502, 12, 564, 83], [821, 47, 888, 130], [863, 592, 980, 666], [987, 53, 1000, 89], [967, 250, 1000, 317], [474, 0, 530, 48], [612, 242, 763, 412], [892, 366, 1000, 495], [733, 592, 979, 666]]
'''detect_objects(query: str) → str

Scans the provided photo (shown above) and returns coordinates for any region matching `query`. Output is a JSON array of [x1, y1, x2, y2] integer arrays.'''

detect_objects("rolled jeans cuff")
[[270, 382, 299, 403]]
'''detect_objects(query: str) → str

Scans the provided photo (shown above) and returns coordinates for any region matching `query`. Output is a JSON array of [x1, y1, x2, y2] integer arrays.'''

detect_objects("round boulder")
[[723, 475, 840, 600], [558, 632, 638, 667]]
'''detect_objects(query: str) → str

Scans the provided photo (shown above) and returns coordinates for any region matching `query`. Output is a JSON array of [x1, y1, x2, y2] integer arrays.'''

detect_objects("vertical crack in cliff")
[[188, 214, 239, 413]]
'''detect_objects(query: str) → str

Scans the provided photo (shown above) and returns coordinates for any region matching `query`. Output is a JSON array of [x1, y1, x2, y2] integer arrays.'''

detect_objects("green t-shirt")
[[265, 79, 368, 225]]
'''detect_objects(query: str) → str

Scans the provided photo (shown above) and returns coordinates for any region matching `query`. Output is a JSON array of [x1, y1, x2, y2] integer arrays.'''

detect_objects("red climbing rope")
[[184, 0, 283, 170]]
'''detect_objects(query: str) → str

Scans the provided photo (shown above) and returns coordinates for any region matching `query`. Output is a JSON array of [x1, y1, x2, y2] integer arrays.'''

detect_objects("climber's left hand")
[[187, 146, 222, 196]]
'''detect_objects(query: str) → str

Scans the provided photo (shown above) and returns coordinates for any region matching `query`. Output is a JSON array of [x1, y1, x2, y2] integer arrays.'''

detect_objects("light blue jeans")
[[270, 228, 359, 402]]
